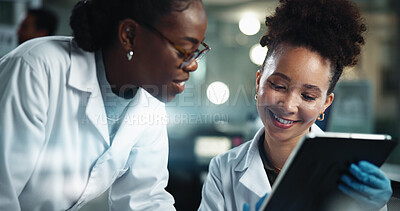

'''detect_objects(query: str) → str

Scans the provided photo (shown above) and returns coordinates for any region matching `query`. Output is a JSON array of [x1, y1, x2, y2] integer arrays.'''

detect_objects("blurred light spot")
[[239, 14, 260, 36], [207, 81, 230, 105], [194, 136, 232, 158], [250, 44, 268, 65]]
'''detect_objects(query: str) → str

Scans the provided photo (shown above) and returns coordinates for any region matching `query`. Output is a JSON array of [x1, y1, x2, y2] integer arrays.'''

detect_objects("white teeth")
[[179, 81, 185, 86], [273, 113, 294, 124]]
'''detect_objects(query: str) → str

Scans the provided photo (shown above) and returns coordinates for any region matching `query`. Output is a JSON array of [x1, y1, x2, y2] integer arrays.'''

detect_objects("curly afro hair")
[[260, 0, 367, 94]]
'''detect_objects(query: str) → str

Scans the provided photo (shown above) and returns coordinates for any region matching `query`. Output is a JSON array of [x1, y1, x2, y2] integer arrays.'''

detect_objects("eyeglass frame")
[[140, 22, 210, 69]]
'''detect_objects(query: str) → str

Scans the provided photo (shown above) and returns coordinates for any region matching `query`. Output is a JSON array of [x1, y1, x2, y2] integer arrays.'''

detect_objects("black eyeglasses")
[[141, 23, 210, 69]]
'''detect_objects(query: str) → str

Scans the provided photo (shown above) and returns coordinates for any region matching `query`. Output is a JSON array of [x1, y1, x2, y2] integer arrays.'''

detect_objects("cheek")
[[258, 87, 280, 107], [137, 50, 176, 82], [300, 101, 324, 122]]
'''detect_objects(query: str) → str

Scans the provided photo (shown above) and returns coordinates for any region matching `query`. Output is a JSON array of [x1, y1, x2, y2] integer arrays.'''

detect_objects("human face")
[[133, 1, 207, 102], [256, 44, 334, 144], [140, 23, 210, 69]]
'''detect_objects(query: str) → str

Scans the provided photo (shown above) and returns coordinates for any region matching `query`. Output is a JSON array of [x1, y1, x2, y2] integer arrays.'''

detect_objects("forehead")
[[264, 45, 332, 90], [156, 1, 207, 39]]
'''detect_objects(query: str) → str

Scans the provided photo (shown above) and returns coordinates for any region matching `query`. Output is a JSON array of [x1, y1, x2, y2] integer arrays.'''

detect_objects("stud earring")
[[126, 28, 130, 32], [317, 113, 325, 121], [126, 50, 134, 61]]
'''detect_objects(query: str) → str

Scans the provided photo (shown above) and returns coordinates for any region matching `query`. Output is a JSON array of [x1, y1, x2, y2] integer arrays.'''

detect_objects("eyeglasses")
[[141, 23, 210, 69]]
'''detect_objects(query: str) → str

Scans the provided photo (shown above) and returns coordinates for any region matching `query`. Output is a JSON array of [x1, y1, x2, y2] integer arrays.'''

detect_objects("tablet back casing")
[[260, 133, 397, 211]]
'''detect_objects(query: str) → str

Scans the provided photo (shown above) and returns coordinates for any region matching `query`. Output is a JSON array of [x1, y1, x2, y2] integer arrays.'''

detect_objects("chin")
[[158, 93, 177, 103], [264, 122, 297, 141]]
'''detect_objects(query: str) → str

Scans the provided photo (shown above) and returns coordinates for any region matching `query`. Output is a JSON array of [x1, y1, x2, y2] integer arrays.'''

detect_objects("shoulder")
[[310, 123, 324, 134], [8, 36, 73, 59], [210, 128, 264, 171], [1, 36, 74, 73], [214, 141, 252, 165]]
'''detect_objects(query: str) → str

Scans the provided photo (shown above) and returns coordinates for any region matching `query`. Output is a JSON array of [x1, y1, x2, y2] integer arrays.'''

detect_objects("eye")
[[183, 50, 198, 62], [268, 81, 286, 90], [176, 50, 186, 58], [302, 93, 316, 101]]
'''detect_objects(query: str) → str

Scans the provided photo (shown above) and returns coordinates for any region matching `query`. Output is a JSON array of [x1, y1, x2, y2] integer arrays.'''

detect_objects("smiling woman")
[[199, 0, 392, 211], [257, 44, 334, 152], [0, 0, 208, 210]]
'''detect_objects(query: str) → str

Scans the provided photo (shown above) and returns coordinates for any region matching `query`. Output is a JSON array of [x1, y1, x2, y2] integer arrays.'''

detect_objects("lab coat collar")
[[111, 88, 162, 149], [235, 124, 322, 173], [66, 39, 166, 148], [68, 39, 98, 93], [68, 40, 110, 145], [236, 127, 271, 197], [235, 124, 323, 197], [235, 127, 265, 172]]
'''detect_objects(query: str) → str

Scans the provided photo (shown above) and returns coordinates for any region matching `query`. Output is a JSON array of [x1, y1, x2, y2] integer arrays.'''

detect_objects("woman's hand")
[[338, 160, 392, 210]]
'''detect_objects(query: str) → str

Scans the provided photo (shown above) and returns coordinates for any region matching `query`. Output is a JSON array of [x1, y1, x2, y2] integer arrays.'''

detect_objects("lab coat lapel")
[[109, 89, 147, 150], [237, 128, 272, 197], [70, 89, 165, 210], [68, 41, 110, 145], [112, 88, 164, 148]]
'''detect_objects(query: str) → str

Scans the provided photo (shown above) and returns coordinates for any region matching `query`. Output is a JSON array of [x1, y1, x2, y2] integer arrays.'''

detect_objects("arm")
[[0, 57, 48, 210], [109, 124, 175, 211], [198, 157, 225, 211]]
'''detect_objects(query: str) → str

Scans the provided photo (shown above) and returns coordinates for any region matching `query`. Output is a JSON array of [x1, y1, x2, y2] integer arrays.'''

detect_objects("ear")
[[118, 19, 139, 51], [321, 93, 334, 113], [256, 69, 262, 93]]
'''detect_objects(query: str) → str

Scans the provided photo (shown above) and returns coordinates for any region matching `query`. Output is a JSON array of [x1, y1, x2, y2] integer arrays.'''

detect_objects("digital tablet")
[[259, 132, 398, 211]]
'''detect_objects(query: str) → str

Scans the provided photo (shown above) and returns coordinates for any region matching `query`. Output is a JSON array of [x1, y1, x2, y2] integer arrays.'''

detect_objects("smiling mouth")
[[269, 110, 298, 124], [173, 80, 186, 87], [173, 80, 187, 94]]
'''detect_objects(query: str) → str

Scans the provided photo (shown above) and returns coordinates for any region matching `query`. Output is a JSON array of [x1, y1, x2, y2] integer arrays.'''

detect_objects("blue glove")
[[338, 160, 392, 210], [242, 194, 267, 211]]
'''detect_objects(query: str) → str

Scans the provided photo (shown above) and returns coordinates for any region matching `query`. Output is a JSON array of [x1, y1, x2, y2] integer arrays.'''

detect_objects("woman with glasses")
[[0, 0, 208, 210], [199, 0, 392, 211]]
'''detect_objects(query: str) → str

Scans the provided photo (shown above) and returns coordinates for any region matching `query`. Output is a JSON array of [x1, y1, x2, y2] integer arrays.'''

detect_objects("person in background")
[[198, 0, 392, 211], [17, 7, 59, 44], [0, 0, 208, 210]]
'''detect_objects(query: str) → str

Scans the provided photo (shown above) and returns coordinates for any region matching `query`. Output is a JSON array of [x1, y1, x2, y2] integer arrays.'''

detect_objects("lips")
[[269, 110, 299, 129], [173, 80, 186, 94]]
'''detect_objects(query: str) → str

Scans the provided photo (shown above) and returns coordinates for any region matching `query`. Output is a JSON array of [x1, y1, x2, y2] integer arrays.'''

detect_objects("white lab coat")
[[0, 37, 175, 211], [198, 125, 323, 210], [198, 125, 388, 211], [198, 127, 273, 211]]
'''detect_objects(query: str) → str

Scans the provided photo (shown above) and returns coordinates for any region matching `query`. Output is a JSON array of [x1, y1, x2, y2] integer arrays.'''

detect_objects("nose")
[[280, 92, 300, 114], [182, 60, 198, 72]]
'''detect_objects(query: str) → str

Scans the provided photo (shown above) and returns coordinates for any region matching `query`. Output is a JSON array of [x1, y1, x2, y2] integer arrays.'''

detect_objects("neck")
[[263, 130, 308, 170], [102, 44, 139, 97]]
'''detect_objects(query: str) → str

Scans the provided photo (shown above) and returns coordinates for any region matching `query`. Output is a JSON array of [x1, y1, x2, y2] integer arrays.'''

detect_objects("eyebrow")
[[303, 84, 322, 93], [272, 72, 291, 82], [181, 36, 206, 45], [272, 72, 322, 93]]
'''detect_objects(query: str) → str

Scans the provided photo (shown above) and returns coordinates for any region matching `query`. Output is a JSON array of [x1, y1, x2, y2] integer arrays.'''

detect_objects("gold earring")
[[317, 113, 325, 121], [126, 50, 134, 61]]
